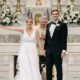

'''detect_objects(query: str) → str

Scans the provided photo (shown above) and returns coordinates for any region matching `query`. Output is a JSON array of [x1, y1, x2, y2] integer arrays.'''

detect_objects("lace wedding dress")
[[15, 28, 42, 80]]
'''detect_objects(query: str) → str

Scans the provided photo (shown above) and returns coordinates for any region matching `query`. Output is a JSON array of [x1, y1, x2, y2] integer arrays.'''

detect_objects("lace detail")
[[21, 29, 37, 43]]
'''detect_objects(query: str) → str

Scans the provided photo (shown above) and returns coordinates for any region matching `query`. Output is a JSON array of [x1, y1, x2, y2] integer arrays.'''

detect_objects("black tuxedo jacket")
[[44, 21, 68, 55]]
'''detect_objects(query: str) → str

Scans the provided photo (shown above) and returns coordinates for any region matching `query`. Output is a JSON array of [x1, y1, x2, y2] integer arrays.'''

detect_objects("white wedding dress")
[[15, 28, 42, 80]]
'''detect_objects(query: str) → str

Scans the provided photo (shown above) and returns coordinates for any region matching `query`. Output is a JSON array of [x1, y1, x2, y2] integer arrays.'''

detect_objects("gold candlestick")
[[70, 0, 75, 11], [71, 0, 74, 3], [3, 0, 6, 2], [16, 0, 21, 12], [36, 0, 42, 6], [70, 0, 74, 6], [57, 0, 61, 14]]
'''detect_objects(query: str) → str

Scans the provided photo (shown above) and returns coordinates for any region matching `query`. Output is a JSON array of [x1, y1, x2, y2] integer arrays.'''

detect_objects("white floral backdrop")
[[0, 1, 19, 26], [0, 0, 80, 26], [61, 3, 80, 25]]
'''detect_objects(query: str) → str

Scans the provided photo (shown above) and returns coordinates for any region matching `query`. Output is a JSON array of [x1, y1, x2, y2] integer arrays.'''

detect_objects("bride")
[[0, 17, 42, 80]]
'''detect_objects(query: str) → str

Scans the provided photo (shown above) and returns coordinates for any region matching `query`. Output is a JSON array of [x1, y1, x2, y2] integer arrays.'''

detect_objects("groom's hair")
[[51, 9, 59, 15]]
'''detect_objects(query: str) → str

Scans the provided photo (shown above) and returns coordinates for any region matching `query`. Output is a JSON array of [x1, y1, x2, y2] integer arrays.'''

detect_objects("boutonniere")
[[56, 23, 60, 27]]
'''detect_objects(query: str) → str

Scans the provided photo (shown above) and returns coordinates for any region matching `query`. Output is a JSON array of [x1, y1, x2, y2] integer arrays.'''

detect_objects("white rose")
[[64, 20, 68, 23], [12, 20, 15, 23], [56, 23, 60, 26], [6, 9, 10, 12], [67, 16, 70, 20], [2, 13, 5, 18], [6, 17, 10, 24], [2, 18, 7, 22], [73, 19, 78, 23]]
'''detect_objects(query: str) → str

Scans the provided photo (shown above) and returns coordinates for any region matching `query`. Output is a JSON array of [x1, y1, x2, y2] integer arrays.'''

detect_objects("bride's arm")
[[0, 26, 23, 33]]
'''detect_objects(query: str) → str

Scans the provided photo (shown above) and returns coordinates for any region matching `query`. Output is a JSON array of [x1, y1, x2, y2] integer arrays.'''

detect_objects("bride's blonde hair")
[[25, 16, 33, 23]]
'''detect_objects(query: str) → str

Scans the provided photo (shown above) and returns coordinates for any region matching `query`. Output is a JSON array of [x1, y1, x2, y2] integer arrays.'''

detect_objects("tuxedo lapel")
[[51, 26, 57, 39], [51, 21, 61, 39], [48, 23, 52, 39]]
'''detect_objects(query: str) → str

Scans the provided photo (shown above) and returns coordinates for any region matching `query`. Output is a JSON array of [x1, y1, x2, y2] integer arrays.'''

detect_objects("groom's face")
[[51, 10, 59, 21]]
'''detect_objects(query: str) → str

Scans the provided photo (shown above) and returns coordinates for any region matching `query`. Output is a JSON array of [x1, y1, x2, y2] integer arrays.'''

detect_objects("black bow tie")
[[51, 22, 56, 25]]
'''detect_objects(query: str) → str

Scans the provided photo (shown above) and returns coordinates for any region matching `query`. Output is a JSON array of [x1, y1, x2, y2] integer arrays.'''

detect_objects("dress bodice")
[[21, 28, 37, 44]]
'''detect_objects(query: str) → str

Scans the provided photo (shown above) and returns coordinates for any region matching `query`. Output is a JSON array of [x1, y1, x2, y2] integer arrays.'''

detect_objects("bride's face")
[[26, 18, 33, 28]]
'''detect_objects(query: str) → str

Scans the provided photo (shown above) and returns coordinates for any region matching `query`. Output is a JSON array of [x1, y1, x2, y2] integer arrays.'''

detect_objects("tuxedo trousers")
[[46, 52, 63, 80]]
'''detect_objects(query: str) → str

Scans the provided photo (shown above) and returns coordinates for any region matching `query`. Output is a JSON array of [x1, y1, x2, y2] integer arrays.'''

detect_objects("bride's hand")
[[39, 49, 45, 56]]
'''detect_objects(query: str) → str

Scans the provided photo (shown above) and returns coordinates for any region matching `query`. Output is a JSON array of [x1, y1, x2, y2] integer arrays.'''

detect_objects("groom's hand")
[[61, 50, 67, 58]]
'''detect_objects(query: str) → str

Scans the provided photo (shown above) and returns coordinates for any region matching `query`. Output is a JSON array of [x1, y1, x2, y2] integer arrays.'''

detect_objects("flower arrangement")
[[61, 5, 80, 25], [0, 1, 19, 26]]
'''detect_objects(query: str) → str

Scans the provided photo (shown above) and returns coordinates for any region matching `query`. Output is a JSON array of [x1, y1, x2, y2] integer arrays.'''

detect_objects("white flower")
[[2, 18, 7, 22], [69, 19, 72, 23], [64, 20, 68, 23], [6, 8, 10, 12], [12, 20, 15, 23], [73, 19, 78, 23], [6, 17, 10, 24], [2, 17, 10, 24], [56, 23, 60, 26], [2, 13, 5, 18]]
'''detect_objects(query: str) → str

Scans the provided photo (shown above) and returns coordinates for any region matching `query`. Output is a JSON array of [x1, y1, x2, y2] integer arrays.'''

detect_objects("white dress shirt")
[[49, 24, 56, 38]]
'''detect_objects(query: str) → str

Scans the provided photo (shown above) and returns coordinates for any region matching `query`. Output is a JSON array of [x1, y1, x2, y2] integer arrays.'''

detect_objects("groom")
[[44, 9, 68, 80]]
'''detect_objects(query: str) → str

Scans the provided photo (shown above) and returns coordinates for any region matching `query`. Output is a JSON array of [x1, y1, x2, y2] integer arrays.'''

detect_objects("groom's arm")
[[62, 23, 68, 51], [61, 23, 68, 58]]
